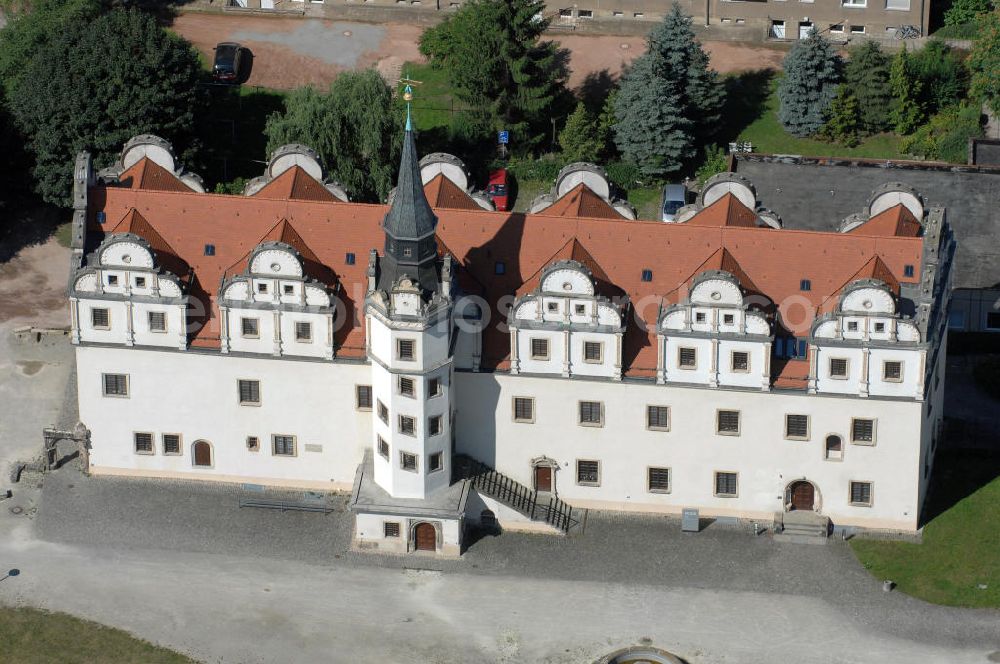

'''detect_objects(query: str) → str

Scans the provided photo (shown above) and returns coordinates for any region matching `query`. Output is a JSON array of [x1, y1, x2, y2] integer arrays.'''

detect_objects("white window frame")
[[784, 414, 810, 441], [237, 379, 261, 406], [133, 431, 154, 455], [851, 418, 877, 445], [883, 360, 903, 383], [161, 433, 182, 456], [241, 317, 260, 339], [646, 405, 670, 431], [530, 338, 550, 360], [714, 471, 739, 498], [91, 307, 111, 330], [647, 466, 671, 493], [271, 434, 297, 457]]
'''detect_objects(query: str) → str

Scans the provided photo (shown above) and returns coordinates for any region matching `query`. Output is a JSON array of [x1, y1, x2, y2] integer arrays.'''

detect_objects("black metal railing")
[[453, 454, 575, 532]]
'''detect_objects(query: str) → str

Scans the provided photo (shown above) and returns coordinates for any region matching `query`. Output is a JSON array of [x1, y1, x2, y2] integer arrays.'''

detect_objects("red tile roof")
[[849, 204, 922, 237], [252, 166, 340, 202], [117, 158, 195, 193], [423, 174, 482, 210], [109, 208, 190, 280], [87, 176, 924, 378], [542, 183, 627, 220]]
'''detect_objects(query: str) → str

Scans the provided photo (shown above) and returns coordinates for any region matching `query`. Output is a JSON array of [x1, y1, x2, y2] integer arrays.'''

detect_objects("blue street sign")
[[498, 130, 509, 144]]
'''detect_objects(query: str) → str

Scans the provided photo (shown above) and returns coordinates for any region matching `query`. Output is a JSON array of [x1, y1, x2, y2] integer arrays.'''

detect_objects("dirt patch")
[[0, 239, 71, 328], [16, 361, 46, 377], [171, 13, 422, 89], [171, 14, 783, 91], [558, 34, 786, 88]]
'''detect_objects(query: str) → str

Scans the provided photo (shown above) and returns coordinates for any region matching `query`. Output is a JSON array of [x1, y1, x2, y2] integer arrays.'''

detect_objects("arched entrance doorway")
[[531, 456, 558, 493], [787, 480, 816, 511], [414, 522, 436, 551], [193, 440, 212, 467]]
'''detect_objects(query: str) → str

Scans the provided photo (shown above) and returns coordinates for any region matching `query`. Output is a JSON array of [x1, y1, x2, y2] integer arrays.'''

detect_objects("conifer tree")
[[845, 41, 892, 134], [822, 86, 861, 147], [777, 30, 841, 137], [889, 44, 925, 134], [559, 102, 603, 163], [613, 3, 724, 177]]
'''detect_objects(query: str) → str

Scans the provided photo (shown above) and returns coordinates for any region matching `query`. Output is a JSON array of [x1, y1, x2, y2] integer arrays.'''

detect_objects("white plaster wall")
[[131, 303, 186, 349], [814, 346, 865, 395], [77, 345, 371, 488], [663, 337, 713, 384], [867, 348, 922, 398], [279, 311, 332, 359], [77, 299, 130, 345], [716, 340, 767, 389], [354, 513, 461, 553], [455, 372, 924, 530], [568, 332, 618, 378], [228, 309, 277, 355], [516, 329, 566, 375]]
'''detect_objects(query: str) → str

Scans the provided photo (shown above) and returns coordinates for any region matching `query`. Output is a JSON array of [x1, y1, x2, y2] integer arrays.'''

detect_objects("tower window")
[[346, 252, 356, 265], [429, 452, 443, 472], [295, 321, 312, 341], [403, 247, 412, 258], [530, 338, 549, 360], [904, 264, 915, 278], [495, 261, 506, 275], [378, 436, 389, 459], [401, 452, 418, 471], [204, 244, 216, 256], [397, 339, 415, 360], [800, 279, 811, 291], [398, 376, 415, 397], [641, 269, 653, 282]]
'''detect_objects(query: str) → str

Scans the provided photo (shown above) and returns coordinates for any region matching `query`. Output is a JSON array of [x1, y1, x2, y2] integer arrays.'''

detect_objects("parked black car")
[[212, 42, 245, 83]]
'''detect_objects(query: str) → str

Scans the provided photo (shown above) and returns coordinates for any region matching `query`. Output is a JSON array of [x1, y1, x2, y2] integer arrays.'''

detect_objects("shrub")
[[901, 103, 983, 163], [944, 0, 995, 26], [604, 160, 643, 190], [694, 145, 727, 185]]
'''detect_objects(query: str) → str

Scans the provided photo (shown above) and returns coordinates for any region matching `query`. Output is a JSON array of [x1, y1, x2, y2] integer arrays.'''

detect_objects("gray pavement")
[[232, 20, 388, 67]]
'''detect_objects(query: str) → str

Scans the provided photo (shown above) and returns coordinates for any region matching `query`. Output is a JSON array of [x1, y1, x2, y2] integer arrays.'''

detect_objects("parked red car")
[[487, 169, 511, 211]]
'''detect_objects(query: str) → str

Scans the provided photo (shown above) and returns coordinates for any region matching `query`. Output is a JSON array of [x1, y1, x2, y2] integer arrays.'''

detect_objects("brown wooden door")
[[790, 482, 814, 511], [535, 466, 552, 492], [193, 441, 212, 467], [414, 523, 436, 551]]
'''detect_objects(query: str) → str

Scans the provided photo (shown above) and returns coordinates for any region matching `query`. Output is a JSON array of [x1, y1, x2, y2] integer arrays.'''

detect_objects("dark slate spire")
[[378, 103, 440, 296]]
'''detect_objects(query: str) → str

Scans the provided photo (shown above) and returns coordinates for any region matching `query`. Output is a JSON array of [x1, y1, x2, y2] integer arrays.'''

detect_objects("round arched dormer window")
[[122, 254, 132, 264], [271, 263, 281, 272], [711, 291, 721, 301], [562, 282, 572, 291]]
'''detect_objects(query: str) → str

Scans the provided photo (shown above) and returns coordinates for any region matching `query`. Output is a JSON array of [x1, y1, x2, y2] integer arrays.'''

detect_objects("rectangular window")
[[829, 358, 849, 378], [246, 436, 260, 451], [678, 347, 697, 369], [134, 432, 153, 454], [91, 308, 110, 329], [399, 376, 415, 397], [714, 471, 738, 497], [429, 452, 443, 472], [850, 24, 866, 33], [427, 377, 442, 397], [530, 338, 549, 360], [576, 459, 600, 486], [695, 312, 707, 323], [162, 433, 181, 455], [849, 481, 873, 506], [883, 361, 902, 382], [428, 415, 442, 436], [241, 317, 259, 338], [257, 282, 269, 294], [723, 314, 735, 325], [378, 436, 389, 459], [800, 279, 812, 291], [646, 405, 670, 431], [731, 351, 750, 373], [575, 304, 585, 315], [987, 312, 1000, 330], [513, 397, 534, 423], [547, 302, 559, 312], [847, 321, 858, 332], [843, 0, 866, 6], [135, 276, 146, 288], [356, 385, 373, 410], [717, 410, 741, 435], [885, 0, 909, 7], [583, 341, 602, 363], [579, 400, 603, 426], [107, 275, 119, 286], [377, 400, 388, 424], [648, 467, 671, 493], [851, 418, 875, 444], [397, 339, 415, 360], [903, 263, 915, 277], [295, 321, 312, 342], [102, 373, 129, 397], [399, 415, 416, 436], [272, 434, 296, 456], [829, 23, 844, 32], [148, 311, 166, 332], [238, 379, 261, 405], [874, 322, 886, 333], [283, 284, 294, 295], [785, 414, 809, 440], [401, 452, 418, 471], [494, 261, 506, 275], [346, 252, 356, 265], [384, 522, 400, 537]]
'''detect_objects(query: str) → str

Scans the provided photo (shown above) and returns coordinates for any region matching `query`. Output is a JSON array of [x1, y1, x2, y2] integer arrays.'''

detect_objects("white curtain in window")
[[886, 0, 910, 9]]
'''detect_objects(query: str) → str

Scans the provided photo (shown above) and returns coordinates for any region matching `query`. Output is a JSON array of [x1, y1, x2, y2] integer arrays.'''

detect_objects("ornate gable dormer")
[[70, 210, 189, 349]]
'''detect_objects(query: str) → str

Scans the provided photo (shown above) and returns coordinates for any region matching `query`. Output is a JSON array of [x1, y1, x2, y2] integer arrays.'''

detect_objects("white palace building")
[[66, 123, 953, 555]]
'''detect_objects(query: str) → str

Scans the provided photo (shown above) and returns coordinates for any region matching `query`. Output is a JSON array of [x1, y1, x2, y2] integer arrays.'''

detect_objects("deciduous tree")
[[970, 10, 1000, 115], [7, 9, 204, 206], [777, 30, 841, 137], [265, 70, 402, 202]]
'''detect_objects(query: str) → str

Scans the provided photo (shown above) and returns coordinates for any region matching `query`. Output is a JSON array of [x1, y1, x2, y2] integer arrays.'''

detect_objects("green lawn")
[[627, 186, 662, 221], [736, 78, 905, 159], [850, 451, 1000, 608], [0, 607, 196, 663], [404, 62, 461, 132], [54, 222, 73, 248]]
